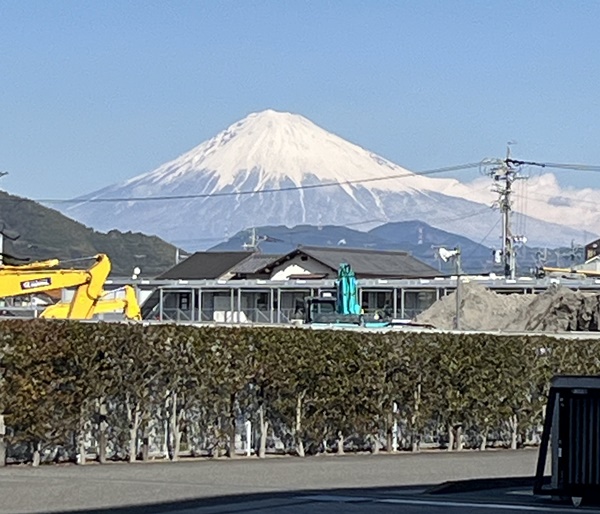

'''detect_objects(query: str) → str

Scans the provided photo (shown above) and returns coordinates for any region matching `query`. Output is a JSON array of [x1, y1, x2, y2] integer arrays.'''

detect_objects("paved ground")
[[0, 449, 594, 514]]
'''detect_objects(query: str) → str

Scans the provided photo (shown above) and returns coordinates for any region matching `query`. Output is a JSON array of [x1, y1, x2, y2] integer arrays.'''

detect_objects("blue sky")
[[1, 1, 600, 199]]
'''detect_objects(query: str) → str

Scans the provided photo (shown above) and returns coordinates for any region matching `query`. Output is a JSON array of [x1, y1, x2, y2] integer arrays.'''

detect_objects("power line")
[[484, 154, 600, 277], [442, 206, 493, 223], [32, 162, 482, 205], [168, 218, 387, 245], [168, 208, 494, 247], [506, 159, 600, 173], [462, 218, 501, 264]]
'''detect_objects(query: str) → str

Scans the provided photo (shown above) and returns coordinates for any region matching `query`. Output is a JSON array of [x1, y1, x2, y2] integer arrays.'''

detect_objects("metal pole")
[[245, 420, 252, 457], [400, 288, 405, 318], [276, 288, 281, 323], [198, 288, 202, 322], [500, 171, 511, 279], [158, 289, 164, 322], [454, 248, 462, 331], [190, 287, 196, 322], [392, 402, 398, 452]]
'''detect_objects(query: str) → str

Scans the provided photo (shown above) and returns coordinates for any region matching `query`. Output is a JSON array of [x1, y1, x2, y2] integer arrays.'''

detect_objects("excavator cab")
[[302, 263, 392, 328], [303, 294, 362, 324]]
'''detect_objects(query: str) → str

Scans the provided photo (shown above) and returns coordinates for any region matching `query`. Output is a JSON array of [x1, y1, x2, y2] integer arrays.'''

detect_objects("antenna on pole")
[[242, 228, 265, 252]]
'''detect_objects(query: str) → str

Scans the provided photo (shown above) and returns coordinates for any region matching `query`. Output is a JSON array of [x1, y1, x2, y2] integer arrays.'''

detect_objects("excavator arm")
[[0, 254, 111, 319], [63, 255, 111, 318]]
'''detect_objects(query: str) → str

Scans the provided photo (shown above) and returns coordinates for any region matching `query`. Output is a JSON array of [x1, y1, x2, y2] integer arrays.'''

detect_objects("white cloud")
[[457, 173, 600, 238]]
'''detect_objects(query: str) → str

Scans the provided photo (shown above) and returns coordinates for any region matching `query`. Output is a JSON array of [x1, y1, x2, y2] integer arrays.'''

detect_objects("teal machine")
[[304, 263, 391, 328]]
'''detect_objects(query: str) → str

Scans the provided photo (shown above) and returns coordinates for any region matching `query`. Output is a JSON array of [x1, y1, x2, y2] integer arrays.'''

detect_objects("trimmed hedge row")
[[0, 320, 598, 464]]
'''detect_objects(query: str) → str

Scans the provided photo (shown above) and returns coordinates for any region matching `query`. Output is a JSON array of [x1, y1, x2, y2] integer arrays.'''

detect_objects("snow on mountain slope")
[[62, 109, 595, 249], [86, 109, 464, 198]]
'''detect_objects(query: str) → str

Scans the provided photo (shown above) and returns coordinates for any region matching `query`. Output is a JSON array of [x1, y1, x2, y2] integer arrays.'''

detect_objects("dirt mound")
[[416, 282, 600, 332], [508, 286, 600, 332], [415, 281, 533, 331]]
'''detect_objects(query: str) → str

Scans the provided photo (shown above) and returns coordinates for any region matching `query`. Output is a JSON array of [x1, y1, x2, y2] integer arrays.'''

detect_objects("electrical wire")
[[169, 208, 495, 248], [29, 162, 483, 205], [514, 179, 526, 237], [462, 218, 501, 262], [507, 160, 600, 173]]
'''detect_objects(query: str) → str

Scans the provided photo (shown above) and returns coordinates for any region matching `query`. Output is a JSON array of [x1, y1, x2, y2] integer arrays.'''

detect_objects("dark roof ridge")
[[158, 250, 254, 280], [297, 245, 410, 256], [229, 252, 285, 274], [204, 250, 254, 255]]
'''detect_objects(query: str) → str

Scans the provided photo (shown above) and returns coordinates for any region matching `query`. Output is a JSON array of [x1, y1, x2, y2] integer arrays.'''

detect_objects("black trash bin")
[[534, 375, 600, 506]]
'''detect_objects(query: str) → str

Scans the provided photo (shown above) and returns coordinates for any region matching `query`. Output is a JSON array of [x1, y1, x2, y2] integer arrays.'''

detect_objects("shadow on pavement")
[[43, 477, 591, 514], [45, 485, 432, 514]]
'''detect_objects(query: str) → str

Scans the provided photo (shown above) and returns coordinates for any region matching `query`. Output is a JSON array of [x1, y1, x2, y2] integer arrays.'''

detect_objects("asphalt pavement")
[[0, 449, 595, 514]]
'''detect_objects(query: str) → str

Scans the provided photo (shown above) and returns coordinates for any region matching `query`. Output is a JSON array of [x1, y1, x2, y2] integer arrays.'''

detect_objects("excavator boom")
[[0, 254, 111, 320], [0, 258, 60, 271]]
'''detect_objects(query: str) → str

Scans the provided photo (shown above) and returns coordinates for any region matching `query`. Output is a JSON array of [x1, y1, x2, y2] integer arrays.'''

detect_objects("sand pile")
[[415, 282, 533, 331], [415, 282, 600, 332]]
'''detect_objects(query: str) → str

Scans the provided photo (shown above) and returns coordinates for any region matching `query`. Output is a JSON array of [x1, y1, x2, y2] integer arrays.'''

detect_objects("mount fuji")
[[62, 109, 594, 249]]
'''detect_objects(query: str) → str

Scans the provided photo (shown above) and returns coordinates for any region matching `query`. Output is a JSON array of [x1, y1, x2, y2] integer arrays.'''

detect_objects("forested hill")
[[0, 191, 178, 277]]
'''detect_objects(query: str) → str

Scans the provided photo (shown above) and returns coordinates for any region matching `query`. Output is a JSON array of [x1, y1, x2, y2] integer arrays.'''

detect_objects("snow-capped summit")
[[112, 109, 461, 197], [63, 110, 592, 249]]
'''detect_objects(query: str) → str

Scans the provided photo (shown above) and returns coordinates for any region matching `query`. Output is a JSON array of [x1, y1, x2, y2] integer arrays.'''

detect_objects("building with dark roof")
[[158, 246, 436, 281], [228, 253, 284, 279], [157, 252, 284, 281], [585, 238, 600, 262], [145, 246, 440, 324], [260, 246, 438, 280]]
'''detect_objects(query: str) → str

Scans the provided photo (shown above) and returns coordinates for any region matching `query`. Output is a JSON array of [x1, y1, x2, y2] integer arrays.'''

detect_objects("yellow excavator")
[[0, 254, 141, 320], [40, 284, 142, 320]]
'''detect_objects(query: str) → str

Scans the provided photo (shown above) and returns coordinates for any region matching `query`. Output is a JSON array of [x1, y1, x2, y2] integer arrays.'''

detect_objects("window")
[[178, 293, 190, 310]]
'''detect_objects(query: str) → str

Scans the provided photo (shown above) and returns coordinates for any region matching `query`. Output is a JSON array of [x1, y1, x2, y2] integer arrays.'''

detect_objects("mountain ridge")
[[61, 109, 595, 247], [0, 191, 178, 277], [210, 221, 579, 274]]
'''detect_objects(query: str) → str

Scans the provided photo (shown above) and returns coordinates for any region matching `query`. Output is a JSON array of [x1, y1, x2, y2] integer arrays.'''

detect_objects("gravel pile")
[[415, 282, 600, 332], [510, 286, 600, 332]]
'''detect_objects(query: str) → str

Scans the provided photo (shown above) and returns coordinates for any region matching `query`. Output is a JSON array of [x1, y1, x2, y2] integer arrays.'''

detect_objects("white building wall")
[[270, 256, 332, 280]]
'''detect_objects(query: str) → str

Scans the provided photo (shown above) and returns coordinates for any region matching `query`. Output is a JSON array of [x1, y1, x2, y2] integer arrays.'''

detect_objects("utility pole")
[[437, 246, 462, 330], [488, 146, 526, 279], [454, 247, 462, 331]]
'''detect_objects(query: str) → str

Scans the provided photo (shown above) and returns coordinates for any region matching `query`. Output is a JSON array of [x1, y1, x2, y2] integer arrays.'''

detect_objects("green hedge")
[[0, 320, 598, 464]]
